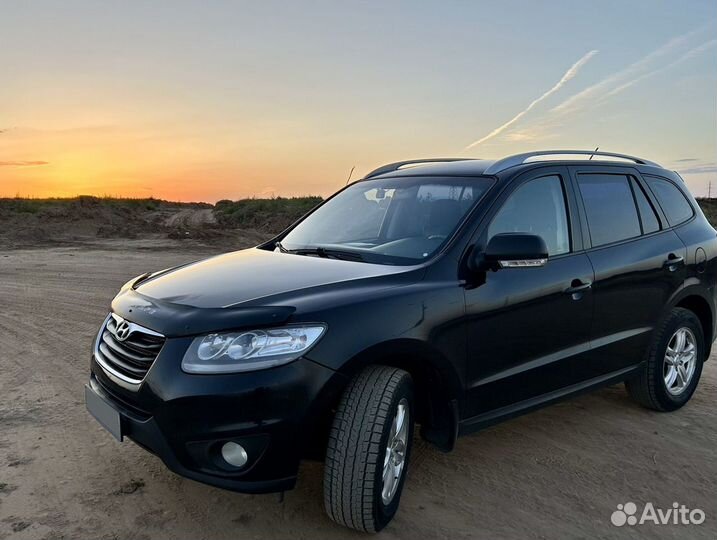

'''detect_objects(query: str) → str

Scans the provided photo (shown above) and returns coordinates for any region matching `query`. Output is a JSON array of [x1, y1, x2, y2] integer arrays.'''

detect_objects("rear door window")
[[646, 176, 694, 226], [577, 174, 641, 247]]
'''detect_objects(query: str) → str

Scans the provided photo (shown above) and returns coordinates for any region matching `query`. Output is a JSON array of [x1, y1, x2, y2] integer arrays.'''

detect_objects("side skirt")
[[458, 363, 644, 436]]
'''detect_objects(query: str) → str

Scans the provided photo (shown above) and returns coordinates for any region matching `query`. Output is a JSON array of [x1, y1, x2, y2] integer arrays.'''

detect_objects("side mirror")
[[471, 233, 549, 271]]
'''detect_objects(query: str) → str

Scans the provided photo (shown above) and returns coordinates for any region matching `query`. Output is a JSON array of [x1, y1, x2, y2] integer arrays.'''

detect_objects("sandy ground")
[[0, 243, 715, 540], [162, 208, 216, 228]]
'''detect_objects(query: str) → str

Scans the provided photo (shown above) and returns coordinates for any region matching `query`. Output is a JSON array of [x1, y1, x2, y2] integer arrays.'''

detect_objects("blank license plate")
[[85, 385, 123, 441]]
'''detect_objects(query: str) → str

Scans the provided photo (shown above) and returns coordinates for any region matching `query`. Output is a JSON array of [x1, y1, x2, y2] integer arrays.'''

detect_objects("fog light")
[[221, 441, 248, 468]]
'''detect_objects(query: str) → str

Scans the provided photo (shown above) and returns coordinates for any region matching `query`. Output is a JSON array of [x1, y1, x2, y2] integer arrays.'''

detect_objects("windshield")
[[279, 176, 494, 265]]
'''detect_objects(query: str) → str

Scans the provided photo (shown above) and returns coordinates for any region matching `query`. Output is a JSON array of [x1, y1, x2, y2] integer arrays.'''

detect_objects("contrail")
[[464, 50, 598, 150], [551, 25, 712, 116], [605, 39, 717, 98], [498, 25, 717, 145]]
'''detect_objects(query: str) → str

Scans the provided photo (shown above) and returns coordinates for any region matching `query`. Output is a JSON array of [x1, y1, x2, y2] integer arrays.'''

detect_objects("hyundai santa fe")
[[86, 150, 716, 532]]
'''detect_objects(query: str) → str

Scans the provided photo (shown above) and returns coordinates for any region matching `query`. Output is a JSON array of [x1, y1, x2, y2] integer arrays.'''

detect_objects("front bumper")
[[88, 346, 346, 494]]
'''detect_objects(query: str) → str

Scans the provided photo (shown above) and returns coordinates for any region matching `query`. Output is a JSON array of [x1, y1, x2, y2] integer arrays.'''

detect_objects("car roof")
[[364, 151, 670, 181]]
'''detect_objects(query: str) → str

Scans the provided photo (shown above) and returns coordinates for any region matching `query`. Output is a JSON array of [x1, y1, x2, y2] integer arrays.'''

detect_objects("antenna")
[[588, 146, 599, 160], [345, 165, 355, 185]]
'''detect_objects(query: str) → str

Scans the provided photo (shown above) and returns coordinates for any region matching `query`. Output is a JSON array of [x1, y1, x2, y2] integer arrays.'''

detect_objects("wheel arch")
[[339, 338, 462, 452], [670, 288, 714, 358]]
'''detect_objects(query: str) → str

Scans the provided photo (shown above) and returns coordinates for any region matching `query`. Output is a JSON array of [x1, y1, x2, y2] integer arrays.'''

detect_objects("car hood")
[[134, 247, 409, 309]]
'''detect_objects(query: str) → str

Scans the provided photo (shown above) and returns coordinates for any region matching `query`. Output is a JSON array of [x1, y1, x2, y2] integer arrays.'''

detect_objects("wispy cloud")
[[464, 50, 599, 150], [0, 161, 49, 167], [674, 158, 699, 162], [679, 164, 717, 175]]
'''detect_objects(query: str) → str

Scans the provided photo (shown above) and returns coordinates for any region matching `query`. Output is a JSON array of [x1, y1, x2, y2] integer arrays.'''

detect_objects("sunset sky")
[[1, 1, 716, 202]]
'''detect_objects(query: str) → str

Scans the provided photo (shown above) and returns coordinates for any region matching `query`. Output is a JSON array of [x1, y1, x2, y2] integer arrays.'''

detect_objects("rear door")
[[570, 166, 687, 379]]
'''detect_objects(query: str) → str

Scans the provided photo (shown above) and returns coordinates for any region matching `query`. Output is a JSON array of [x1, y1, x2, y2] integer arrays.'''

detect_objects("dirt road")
[[0, 244, 715, 539], [163, 208, 217, 229]]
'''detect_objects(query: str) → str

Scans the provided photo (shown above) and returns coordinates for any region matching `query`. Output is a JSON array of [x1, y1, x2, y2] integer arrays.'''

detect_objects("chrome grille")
[[94, 313, 165, 388]]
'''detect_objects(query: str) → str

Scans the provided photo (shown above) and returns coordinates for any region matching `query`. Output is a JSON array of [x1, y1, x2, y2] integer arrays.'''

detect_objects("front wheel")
[[323, 365, 414, 532]]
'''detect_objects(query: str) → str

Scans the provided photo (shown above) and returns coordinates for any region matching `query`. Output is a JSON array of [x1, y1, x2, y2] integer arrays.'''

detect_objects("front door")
[[462, 167, 595, 420]]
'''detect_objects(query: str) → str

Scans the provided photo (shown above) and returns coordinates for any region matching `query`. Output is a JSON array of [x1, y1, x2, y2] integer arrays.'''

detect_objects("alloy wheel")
[[664, 327, 697, 396], [381, 398, 409, 505]]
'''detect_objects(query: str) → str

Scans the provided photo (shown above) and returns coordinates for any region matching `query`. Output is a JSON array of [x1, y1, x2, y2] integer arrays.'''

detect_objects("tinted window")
[[578, 174, 641, 247], [488, 175, 570, 256], [281, 176, 493, 265], [631, 178, 660, 234], [647, 177, 694, 226]]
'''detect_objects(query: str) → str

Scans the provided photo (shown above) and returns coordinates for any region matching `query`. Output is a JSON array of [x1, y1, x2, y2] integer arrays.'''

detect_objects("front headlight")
[[181, 324, 326, 374]]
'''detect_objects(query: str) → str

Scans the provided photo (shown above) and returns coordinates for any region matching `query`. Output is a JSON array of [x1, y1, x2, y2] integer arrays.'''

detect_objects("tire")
[[324, 365, 414, 533], [626, 307, 705, 411]]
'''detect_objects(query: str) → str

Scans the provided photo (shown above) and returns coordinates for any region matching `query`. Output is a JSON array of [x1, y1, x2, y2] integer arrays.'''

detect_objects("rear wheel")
[[323, 365, 414, 532], [626, 307, 704, 411]]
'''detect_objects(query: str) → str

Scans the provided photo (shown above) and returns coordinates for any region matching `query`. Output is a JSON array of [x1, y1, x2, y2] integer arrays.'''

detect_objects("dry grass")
[[696, 198, 717, 226], [1, 195, 715, 250], [0, 195, 208, 215], [214, 196, 323, 230]]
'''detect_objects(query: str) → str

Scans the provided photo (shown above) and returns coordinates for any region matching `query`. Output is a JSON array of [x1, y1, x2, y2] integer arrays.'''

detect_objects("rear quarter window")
[[646, 176, 694, 226], [630, 177, 660, 234]]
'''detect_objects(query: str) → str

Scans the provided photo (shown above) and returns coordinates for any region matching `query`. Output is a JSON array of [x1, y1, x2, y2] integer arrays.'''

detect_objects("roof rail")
[[483, 150, 661, 175], [363, 158, 477, 179]]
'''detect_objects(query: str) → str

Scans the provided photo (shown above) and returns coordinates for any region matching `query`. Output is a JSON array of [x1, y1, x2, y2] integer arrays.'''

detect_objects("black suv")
[[86, 150, 715, 532]]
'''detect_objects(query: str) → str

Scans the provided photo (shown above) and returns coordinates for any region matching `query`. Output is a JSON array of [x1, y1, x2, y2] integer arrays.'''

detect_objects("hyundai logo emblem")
[[114, 320, 131, 341]]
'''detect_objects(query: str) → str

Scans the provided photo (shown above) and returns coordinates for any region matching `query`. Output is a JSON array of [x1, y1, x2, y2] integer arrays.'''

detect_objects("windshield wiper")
[[288, 246, 364, 262]]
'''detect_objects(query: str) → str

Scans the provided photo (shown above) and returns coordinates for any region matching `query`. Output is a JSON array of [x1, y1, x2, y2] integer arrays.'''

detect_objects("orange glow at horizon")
[[0, 125, 361, 202]]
